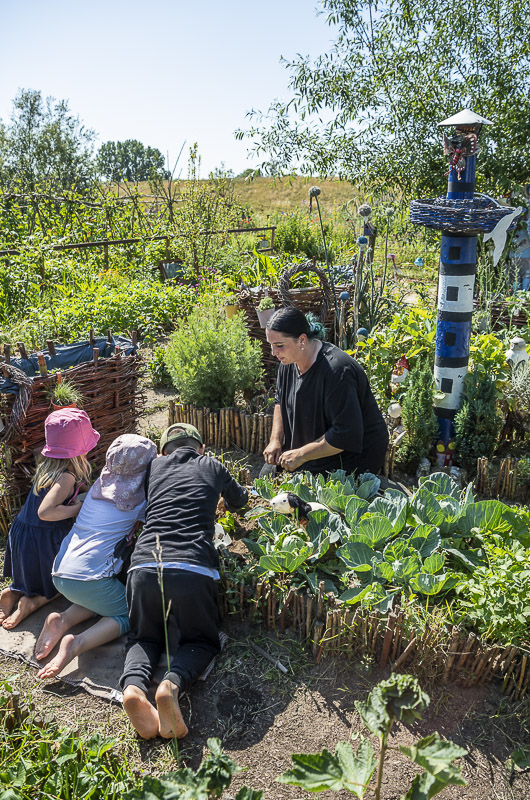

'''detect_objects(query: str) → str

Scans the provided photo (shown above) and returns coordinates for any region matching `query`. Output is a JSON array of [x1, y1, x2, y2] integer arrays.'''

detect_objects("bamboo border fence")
[[168, 400, 273, 455], [218, 575, 529, 699]]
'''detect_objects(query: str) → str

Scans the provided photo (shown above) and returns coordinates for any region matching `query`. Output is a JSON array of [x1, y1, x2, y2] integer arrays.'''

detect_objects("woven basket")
[[410, 197, 520, 235], [237, 261, 347, 385]]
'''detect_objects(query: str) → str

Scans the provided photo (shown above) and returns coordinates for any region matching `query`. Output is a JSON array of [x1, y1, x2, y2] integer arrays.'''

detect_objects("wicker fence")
[[0, 335, 145, 535]]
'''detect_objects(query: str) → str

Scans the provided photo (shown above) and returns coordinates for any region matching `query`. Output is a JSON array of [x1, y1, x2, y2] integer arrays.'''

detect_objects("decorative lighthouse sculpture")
[[410, 109, 521, 464]]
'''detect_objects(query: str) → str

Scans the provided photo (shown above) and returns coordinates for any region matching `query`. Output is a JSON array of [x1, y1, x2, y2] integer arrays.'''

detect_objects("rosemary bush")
[[165, 299, 264, 410]]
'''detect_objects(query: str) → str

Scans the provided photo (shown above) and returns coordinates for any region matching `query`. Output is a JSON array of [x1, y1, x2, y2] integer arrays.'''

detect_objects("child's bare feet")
[[123, 686, 160, 739], [35, 611, 68, 660], [2, 595, 51, 629], [155, 679, 188, 739], [37, 634, 79, 679], [0, 588, 22, 623]]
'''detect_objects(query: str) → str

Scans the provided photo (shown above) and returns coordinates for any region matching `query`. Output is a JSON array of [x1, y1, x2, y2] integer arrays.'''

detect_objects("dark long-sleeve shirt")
[[275, 342, 388, 474], [131, 448, 248, 570]]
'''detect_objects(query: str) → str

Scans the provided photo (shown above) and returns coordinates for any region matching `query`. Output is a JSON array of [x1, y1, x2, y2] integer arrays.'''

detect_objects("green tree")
[[398, 362, 439, 473], [0, 89, 96, 192], [96, 139, 168, 182], [454, 369, 501, 475], [238, 0, 530, 195]]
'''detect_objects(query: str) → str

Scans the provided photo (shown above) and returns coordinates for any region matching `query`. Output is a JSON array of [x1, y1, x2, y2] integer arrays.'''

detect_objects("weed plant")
[[397, 361, 439, 473], [455, 369, 502, 475]]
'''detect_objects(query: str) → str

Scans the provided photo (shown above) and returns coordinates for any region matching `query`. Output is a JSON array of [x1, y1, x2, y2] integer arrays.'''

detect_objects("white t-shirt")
[[53, 487, 146, 581]]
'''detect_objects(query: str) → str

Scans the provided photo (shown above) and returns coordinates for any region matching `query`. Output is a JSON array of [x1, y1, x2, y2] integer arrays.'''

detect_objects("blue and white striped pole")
[[433, 110, 492, 464]]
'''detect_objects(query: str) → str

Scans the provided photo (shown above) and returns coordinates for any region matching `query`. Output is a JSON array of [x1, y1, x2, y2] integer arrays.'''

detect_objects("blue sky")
[[0, 0, 336, 176]]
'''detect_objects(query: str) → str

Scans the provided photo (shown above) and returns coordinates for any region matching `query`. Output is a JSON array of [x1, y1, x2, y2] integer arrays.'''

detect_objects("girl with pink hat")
[[34, 434, 157, 680], [0, 408, 100, 629]]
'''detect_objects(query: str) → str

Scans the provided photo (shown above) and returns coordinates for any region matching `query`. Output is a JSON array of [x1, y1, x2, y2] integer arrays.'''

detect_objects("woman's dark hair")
[[266, 307, 326, 340]]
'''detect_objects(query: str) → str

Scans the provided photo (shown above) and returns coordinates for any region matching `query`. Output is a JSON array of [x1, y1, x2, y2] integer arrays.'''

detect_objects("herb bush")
[[397, 360, 438, 472], [164, 299, 264, 409], [454, 369, 501, 475]]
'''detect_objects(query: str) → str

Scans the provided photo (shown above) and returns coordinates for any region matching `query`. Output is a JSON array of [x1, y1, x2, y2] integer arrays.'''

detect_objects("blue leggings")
[[53, 576, 130, 636]]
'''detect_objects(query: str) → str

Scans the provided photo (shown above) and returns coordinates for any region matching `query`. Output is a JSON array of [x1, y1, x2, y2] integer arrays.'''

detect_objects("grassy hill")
[[231, 176, 357, 216]]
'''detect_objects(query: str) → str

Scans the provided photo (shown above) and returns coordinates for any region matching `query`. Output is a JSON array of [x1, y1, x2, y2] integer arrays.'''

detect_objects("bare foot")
[[2, 595, 52, 630], [123, 686, 160, 739], [0, 588, 22, 623], [156, 679, 188, 739], [37, 633, 80, 679], [35, 611, 67, 660]]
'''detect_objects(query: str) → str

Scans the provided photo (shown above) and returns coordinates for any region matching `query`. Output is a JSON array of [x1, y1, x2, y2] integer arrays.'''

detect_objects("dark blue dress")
[[3, 486, 75, 598]]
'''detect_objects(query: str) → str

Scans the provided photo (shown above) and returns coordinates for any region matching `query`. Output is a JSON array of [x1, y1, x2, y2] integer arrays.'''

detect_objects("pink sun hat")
[[42, 408, 100, 459]]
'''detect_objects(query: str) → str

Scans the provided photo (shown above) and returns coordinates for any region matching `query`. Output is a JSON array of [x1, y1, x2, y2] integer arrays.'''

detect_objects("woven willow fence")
[[0, 334, 145, 534]]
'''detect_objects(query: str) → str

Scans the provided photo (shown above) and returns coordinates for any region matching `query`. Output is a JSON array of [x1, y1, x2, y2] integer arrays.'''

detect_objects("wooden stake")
[[305, 593, 313, 640], [317, 581, 325, 621], [393, 635, 418, 671], [313, 621, 324, 659], [443, 628, 462, 682]]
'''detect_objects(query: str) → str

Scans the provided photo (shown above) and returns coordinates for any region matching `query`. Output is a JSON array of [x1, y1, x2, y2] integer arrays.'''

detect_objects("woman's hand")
[[263, 438, 282, 465], [279, 449, 306, 471]]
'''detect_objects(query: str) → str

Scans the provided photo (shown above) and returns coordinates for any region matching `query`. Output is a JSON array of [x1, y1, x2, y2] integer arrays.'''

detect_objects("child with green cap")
[[120, 422, 248, 740]]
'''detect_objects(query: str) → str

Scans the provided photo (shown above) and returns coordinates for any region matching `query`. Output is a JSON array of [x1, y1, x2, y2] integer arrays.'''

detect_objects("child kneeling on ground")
[[120, 423, 248, 740], [35, 434, 157, 678]]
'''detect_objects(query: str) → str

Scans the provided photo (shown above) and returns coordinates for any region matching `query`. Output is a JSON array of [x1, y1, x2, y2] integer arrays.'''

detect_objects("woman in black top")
[[264, 308, 389, 475]]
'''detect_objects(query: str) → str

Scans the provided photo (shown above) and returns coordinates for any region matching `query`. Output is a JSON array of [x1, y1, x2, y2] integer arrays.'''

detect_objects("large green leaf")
[[253, 478, 276, 500], [383, 538, 412, 563], [411, 488, 445, 527], [368, 495, 408, 533], [444, 547, 486, 571], [339, 584, 373, 604], [258, 514, 288, 538], [317, 485, 355, 513], [419, 472, 460, 500], [355, 515, 394, 548], [393, 554, 422, 584], [423, 553, 445, 574], [458, 500, 511, 535], [356, 674, 429, 737], [355, 476, 381, 500], [410, 572, 460, 596], [400, 733, 467, 798], [242, 538, 267, 557], [277, 739, 376, 797], [408, 525, 441, 557], [345, 496, 369, 527], [337, 542, 375, 572], [259, 547, 312, 574], [234, 789, 264, 800]]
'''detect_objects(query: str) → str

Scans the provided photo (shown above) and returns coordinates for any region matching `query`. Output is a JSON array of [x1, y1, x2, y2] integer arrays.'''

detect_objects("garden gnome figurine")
[[505, 336, 529, 368]]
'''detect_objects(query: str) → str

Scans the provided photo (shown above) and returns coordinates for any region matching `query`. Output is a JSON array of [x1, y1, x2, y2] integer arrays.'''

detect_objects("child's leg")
[[0, 588, 23, 623], [155, 571, 221, 739], [36, 604, 95, 660], [120, 570, 165, 739], [37, 616, 121, 680], [2, 594, 58, 630]]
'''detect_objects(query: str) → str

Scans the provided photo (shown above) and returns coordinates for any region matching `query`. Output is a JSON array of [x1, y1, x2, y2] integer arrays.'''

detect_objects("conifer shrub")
[[454, 368, 501, 474], [165, 300, 264, 410], [397, 361, 438, 472]]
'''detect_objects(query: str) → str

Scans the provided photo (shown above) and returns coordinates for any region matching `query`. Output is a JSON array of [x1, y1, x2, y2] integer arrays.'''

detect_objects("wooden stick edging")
[[168, 401, 273, 455], [217, 574, 527, 697]]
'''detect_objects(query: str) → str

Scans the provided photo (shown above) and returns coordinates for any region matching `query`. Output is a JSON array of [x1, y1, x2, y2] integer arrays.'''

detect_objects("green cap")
[[160, 423, 203, 453]]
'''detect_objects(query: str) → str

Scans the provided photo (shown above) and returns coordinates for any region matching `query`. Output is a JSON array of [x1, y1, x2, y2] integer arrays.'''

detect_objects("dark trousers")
[[120, 568, 221, 695]]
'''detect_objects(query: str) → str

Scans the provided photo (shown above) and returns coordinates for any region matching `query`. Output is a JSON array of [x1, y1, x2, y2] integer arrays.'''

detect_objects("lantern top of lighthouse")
[[438, 109, 493, 127]]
